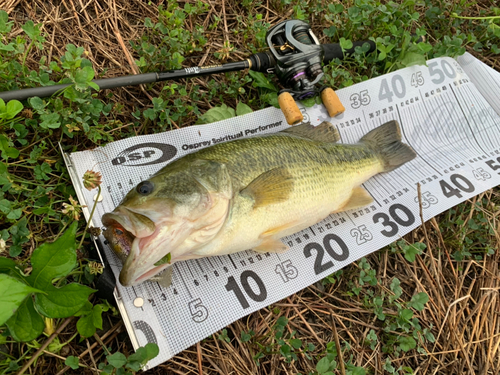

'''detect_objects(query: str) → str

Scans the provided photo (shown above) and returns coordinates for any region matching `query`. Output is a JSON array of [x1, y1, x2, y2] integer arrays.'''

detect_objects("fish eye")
[[114, 228, 123, 235], [136, 181, 154, 195]]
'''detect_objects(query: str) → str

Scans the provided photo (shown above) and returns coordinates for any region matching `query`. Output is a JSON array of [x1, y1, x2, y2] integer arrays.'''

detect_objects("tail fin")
[[360, 120, 416, 172]]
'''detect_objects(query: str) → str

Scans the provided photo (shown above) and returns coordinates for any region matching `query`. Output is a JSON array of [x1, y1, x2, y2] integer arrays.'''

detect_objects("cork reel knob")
[[278, 92, 303, 125], [321, 87, 345, 117]]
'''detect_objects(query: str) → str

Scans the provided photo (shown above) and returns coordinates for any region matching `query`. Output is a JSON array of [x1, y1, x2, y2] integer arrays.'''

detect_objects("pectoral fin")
[[253, 238, 289, 253], [336, 187, 373, 212], [240, 167, 294, 208], [281, 121, 340, 143]]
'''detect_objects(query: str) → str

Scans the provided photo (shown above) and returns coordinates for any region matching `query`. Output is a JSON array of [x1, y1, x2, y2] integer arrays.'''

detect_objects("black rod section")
[[0, 39, 375, 102], [0, 60, 250, 102]]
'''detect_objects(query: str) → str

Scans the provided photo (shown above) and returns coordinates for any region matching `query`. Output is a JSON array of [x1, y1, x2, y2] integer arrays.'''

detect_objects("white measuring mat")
[[65, 53, 500, 369]]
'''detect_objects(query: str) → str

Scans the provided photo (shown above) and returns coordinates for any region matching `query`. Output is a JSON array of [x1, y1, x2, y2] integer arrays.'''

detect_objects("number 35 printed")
[[350, 90, 371, 109]]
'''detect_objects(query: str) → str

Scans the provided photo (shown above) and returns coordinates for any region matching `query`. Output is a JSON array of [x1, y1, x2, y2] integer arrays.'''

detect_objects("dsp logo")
[[111, 143, 177, 167]]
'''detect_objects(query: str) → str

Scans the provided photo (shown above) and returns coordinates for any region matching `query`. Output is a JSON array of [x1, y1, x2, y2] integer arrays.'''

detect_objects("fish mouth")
[[102, 207, 156, 238], [118, 220, 191, 287], [102, 208, 174, 286], [103, 193, 231, 287]]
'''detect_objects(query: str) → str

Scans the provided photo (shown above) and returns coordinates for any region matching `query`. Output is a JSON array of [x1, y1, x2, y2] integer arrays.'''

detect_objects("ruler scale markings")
[[185, 262, 195, 279], [155, 282, 164, 294], [396, 113, 441, 181], [361, 109, 369, 131], [408, 101, 453, 169], [455, 86, 495, 152], [342, 212, 356, 226], [124, 285, 135, 301], [438, 91, 486, 160], [109, 190, 119, 207], [206, 258, 215, 269], [464, 85, 500, 147], [200, 258, 213, 273], [227, 255, 238, 270], [364, 178, 392, 200], [430, 98, 462, 165], [363, 183, 382, 207], [213, 256, 222, 267], [461, 58, 500, 113], [402, 101, 440, 167], [443, 89, 491, 156], [464, 85, 500, 151], [409, 100, 469, 170], [195, 259, 205, 273], [216, 256, 226, 268], [405, 101, 454, 170], [485, 65, 500, 101], [450, 84, 492, 155], [176, 268, 193, 299], [482, 64, 500, 96], [396, 104, 443, 176]]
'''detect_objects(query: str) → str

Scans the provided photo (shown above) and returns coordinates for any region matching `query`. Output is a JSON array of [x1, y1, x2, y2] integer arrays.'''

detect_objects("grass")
[[0, 0, 499, 374]]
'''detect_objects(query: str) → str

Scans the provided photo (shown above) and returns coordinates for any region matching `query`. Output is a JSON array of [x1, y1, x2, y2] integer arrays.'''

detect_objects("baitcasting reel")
[[265, 20, 345, 125]]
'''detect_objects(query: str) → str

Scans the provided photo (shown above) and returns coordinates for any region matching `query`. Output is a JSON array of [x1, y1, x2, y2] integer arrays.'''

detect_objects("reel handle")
[[278, 88, 346, 126], [278, 92, 303, 125], [320, 88, 345, 117]]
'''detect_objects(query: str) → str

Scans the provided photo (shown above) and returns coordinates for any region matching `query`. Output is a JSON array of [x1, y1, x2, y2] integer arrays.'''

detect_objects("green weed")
[[0, 222, 94, 342], [64, 342, 159, 374]]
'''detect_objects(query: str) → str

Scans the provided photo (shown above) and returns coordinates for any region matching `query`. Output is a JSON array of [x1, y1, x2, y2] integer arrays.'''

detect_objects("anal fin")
[[336, 187, 373, 212], [261, 221, 300, 237]]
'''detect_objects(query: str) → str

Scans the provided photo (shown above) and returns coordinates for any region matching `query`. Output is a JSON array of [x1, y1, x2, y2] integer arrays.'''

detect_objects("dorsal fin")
[[240, 167, 294, 208], [280, 121, 340, 142]]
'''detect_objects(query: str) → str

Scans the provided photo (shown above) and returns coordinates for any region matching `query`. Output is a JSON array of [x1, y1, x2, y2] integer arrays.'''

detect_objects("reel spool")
[[266, 20, 345, 125]]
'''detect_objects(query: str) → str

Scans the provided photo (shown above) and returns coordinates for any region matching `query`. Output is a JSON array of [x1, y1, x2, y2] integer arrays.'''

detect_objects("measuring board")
[[64, 53, 500, 369]]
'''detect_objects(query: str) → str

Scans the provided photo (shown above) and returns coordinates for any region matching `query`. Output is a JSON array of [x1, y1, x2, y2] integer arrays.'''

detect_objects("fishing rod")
[[0, 20, 375, 125]]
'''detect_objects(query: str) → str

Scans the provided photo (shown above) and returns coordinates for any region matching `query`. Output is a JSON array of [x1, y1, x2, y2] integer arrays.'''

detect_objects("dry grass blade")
[[17, 317, 74, 375]]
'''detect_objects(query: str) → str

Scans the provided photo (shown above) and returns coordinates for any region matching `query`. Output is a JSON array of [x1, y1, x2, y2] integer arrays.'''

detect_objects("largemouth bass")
[[102, 120, 416, 287]]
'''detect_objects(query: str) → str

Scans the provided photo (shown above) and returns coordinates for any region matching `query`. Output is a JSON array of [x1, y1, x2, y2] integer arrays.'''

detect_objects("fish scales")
[[102, 120, 416, 286], [175, 135, 380, 258], [165, 134, 377, 203]]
